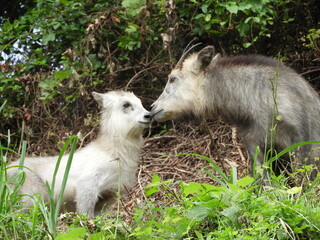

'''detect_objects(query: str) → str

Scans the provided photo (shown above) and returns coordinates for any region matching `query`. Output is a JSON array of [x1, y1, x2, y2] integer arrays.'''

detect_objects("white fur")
[[9, 91, 151, 217]]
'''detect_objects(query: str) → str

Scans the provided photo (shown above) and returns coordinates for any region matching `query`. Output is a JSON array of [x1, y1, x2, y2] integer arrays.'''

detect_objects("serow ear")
[[197, 46, 215, 70], [92, 92, 104, 106]]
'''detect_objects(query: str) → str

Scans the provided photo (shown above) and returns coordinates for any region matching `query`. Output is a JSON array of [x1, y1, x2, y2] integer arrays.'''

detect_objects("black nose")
[[144, 113, 152, 121]]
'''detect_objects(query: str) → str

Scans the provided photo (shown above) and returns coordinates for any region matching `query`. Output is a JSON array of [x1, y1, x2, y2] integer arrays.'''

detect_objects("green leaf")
[[52, 22, 62, 30], [221, 205, 240, 224], [145, 174, 173, 196], [39, 78, 58, 91], [185, 205, 211, 221], [194, 13, 205, 20], [55, 228, 87, 240], [181, 182, 202, 196], [87, 232, 104, 240], [194, 230, 204, 240], [130, 226, 153, 237], [237, 20, 250, 36], [181, 182, 223, 197], [60, 0, 71, 5], [201, 198, 221, 210], [230, 166, 237, 184], [286, 187, 302, 195], [146, 187, 159, 196], [237, 176, 254, 187], [225, 4, 238, 14], [149, 174, 160, 184], [125, 22, 140, 33], [243, 42, 252, 48], [201, 4, 208, 14], [54, 70, 72, 80], [0, 101, 6, 113], [87, 54, 102, 70], [209, 29, 222, 35], [122, 0, 146, 8], [238, 2, 252, 11], [122, 0, 146, 16], [204, 14, 211, 22], [42, 32, 56, 45]]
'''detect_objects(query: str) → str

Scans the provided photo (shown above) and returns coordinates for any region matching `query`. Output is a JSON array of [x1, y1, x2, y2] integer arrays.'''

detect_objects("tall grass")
[[0, 100, 78, 240], [0, 137, 78, 239], [39, 135, 78, 238]]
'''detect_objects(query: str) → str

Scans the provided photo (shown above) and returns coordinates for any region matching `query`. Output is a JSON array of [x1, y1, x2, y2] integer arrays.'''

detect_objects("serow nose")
[[144, 113, 152, 121]]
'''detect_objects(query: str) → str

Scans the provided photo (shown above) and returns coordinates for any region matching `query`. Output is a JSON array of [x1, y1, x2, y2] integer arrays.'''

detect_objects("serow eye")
[[123, 102, 131, 108], [169, 76, 177, 83]]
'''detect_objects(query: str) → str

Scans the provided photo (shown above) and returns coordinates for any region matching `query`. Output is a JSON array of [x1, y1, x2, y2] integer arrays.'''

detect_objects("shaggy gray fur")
[[151, 46, 320, 177]]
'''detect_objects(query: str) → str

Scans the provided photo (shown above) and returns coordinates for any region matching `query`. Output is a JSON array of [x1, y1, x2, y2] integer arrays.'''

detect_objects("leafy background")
[[1, 0, 319, 153]]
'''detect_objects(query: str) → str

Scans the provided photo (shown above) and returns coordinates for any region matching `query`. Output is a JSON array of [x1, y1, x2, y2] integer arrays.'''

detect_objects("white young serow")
[[8, 91, 152, 217]]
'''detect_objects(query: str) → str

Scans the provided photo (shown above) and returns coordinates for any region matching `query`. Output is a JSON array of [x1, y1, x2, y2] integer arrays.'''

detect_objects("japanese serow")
[[8, 91, 152, 217], [151, 46, 320, 178]]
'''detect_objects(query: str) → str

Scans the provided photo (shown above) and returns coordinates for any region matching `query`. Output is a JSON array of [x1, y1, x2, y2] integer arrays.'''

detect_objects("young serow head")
[[151, 46, 220, 121], [93, 91, 152, 137]]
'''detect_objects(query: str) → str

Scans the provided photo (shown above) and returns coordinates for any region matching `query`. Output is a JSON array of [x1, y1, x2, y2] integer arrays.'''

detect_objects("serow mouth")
[[151, 109, 163, 118]]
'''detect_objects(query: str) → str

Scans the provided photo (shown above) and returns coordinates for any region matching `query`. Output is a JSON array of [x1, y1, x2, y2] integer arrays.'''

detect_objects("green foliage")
[[1, 0, 314, 122], [178, 0, 293, 48], [153, 124, 176, 137], [130, 162, 320, 239], [127, 146, 320, 239], [307, 28, 320, 51], [0, 0, 89, 117], [0, 132, 77, 239], [0, 134, 47, 239], [1, 0, 318, 151], [121, 0, 146, 17], [55, 227, 87, 240], [1, 125, 319, 239]]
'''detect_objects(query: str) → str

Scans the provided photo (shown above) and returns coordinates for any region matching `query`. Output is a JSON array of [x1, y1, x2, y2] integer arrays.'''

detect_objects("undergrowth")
[[127, 151, 320, 240], [1, 99, 319, 239], [0, 109, 78, 240], [1, 140, 319, 239]]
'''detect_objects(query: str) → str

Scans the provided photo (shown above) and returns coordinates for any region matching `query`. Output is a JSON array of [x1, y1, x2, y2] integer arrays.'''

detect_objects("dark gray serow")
[[151, 46, 320, 177]]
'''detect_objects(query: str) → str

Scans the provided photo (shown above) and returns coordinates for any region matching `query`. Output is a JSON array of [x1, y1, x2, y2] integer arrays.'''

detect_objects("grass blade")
[[0, 100, 6, 113], [41, 135, 78, 238], [54, 136, 78, 219], [230, 166, 237, 185], [269, 141, 320, 163]]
